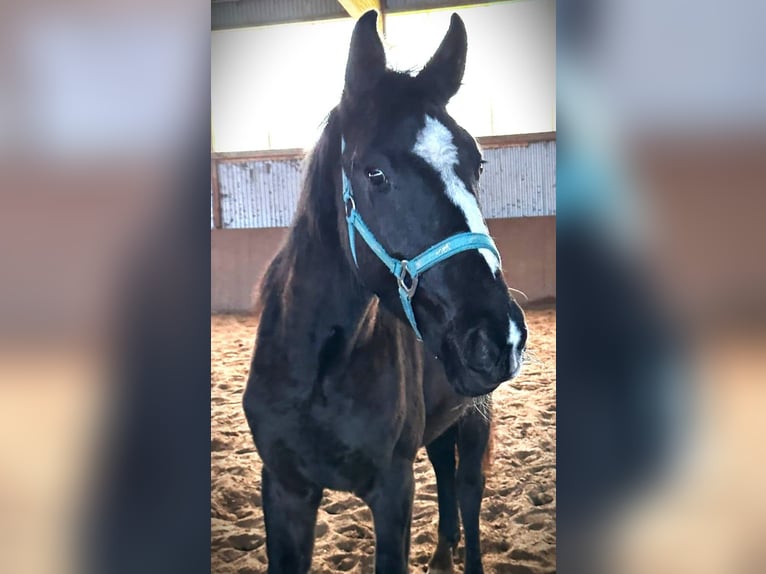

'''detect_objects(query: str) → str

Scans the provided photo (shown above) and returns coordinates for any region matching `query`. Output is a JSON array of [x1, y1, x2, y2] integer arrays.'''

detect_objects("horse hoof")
[[428, 551, 454, 574]]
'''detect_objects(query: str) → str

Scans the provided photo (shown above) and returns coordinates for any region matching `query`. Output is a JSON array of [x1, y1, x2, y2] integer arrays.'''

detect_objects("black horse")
[[243, 11, 527, 574]]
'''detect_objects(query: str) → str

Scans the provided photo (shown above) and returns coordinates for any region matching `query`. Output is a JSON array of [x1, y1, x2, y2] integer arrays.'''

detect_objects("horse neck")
[[257, 150, 377, 382], [288, 210, 374, 339]]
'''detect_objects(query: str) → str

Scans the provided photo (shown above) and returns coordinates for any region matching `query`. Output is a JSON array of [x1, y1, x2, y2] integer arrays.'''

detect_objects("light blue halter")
[[341, 138, 501, 341]]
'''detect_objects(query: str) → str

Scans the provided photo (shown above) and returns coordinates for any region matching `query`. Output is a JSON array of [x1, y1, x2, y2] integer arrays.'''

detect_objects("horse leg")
[[457, 409, 492, 574], [426, 425, 460, 574], [261, 466, 322, 574], [364, 456, 415, 574]]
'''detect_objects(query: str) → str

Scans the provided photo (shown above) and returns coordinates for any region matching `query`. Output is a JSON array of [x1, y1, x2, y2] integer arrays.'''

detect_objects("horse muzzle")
[[442, 311, 526, 397]]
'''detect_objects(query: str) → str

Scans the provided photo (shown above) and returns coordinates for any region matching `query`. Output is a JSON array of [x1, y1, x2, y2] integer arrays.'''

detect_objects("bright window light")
[[211, 1, 555, 152]]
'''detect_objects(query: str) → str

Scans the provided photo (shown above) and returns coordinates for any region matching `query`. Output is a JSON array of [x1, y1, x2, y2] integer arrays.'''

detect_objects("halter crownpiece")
[[341, 137, 501, 341]]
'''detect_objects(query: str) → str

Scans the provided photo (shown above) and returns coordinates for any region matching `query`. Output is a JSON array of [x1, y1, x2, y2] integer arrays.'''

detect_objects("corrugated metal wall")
[[217, 158, 305, 229], [479, 140, 556, 218], [212, 140, 555, 229]]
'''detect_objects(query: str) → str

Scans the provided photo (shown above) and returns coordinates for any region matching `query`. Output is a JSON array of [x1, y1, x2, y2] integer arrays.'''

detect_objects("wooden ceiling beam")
[[337, 0, 385, 34]]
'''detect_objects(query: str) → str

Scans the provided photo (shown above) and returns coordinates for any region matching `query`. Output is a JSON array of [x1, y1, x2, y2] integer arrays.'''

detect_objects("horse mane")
[[295, 108, 342, 243], [252, 108, 342, 321]]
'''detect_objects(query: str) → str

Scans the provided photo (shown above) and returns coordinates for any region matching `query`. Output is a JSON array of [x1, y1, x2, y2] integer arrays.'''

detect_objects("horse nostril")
[[464, 327, 501, 375]]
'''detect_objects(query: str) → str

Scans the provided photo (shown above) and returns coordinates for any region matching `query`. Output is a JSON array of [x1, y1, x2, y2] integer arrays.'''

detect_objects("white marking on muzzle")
[[507, 317, 521, 348], [412, 115, 500, 275], [508, 316, 523, 377]]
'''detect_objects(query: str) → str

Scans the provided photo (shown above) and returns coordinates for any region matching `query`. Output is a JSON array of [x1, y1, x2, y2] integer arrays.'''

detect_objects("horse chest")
[[422, 354, 475, 443], [247, 372, 414, 493]]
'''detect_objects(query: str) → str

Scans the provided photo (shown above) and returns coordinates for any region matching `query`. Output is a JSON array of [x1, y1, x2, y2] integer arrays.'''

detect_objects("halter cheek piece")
[[341, 138, 501, 341]]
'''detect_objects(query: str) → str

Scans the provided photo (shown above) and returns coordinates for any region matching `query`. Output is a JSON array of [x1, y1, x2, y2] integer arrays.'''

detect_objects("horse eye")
[[478, 160, 487, 176], [366, 168, 388, 186]]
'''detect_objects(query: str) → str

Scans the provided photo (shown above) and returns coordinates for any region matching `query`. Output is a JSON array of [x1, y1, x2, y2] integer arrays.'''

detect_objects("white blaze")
[[412, 115, 500, 275]]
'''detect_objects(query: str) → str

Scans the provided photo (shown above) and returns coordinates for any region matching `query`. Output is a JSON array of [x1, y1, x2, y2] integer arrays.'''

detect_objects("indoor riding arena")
[[211, 1, 556, 573]]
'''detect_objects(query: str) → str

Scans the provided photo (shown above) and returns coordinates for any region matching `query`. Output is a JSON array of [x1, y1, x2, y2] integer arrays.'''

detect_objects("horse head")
[[337, 11, 527, 396]]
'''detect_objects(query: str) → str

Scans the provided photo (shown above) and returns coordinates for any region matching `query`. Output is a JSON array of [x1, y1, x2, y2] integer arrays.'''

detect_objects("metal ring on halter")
[[397, 260, 418, 298], [344, 196, 356, 218]]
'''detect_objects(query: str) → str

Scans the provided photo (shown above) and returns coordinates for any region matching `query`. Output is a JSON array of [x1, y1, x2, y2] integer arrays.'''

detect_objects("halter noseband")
[[341, 138, 501, 341]]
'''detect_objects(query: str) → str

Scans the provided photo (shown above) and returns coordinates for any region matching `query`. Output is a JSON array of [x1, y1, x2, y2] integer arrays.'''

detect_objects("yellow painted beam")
[[338, 0, 385, 34]]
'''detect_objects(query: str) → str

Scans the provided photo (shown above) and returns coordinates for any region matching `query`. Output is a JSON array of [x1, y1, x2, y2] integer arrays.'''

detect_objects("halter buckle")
[[397, 260, 418, 299], [344, 195, 356, 219]]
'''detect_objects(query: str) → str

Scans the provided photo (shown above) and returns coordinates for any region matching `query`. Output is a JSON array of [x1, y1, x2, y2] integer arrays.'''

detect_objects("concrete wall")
[[211, 216, 555, 313]]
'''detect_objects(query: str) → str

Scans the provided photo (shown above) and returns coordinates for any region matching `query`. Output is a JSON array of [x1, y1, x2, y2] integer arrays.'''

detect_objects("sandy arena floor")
[[211, 307, 556, 574]]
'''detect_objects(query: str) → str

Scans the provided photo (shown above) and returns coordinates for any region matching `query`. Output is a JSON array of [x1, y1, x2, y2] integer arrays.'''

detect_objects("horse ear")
[[417, 13, 467, 105], [343, 10, 386, 99]]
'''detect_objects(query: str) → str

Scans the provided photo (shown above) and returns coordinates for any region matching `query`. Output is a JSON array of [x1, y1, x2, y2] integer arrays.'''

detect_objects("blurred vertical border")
[[0, 1, 212, 573], [557, 1, 766, 573]]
